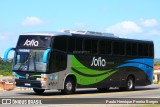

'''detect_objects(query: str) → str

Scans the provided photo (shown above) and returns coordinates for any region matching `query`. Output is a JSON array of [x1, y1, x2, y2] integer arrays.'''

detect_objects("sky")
[[0, 0, 160, 58]]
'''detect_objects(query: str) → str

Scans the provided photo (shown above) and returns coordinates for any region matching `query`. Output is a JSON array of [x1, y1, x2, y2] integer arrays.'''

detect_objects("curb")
[[14, 87, 33, 91]]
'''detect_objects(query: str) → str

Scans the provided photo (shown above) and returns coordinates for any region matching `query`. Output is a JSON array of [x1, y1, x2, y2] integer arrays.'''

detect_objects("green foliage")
[[0, 59, 12, 76], [153, 81, 158, 84], [154, 62, 160, 66], [154, 58, 160, 66]]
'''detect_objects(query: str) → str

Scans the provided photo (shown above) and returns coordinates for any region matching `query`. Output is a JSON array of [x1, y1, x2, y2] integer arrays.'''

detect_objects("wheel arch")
[[127, 74, 136, 83], [63, 74, 77, 89]]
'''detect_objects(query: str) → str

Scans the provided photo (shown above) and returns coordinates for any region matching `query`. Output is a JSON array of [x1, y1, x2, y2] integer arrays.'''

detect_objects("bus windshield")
[[13, 49, 47, 72]]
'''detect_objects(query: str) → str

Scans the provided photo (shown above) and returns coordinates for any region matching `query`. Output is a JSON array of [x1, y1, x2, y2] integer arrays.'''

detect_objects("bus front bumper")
[[15, 79, 48, 89]]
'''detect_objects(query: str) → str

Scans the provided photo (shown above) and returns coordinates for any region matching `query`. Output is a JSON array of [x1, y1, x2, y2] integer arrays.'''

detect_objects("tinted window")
[[92, 39, 98, 54], [53, 36, 67, 52], [113, 41, 125, 55], [138, 43, 144, 56], [149, 44, 154, 57], [126, 42, 138, 56], [119, 42, 125, 55], [84, 39, 91, 53], [49, 52, 67, 72], [138, 43, 151, 57], [106, 41, 112, 54], [68, 37, 76, 53], [132, 43, 138, 56], [144, 44, 149, 56], [126, 42, 132, 55], [76, 37, 83, 51], [99, 40, 106, 54]]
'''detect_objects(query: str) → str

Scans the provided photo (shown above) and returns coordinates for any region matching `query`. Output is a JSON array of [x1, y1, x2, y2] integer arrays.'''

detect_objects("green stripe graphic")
[[71, 55, 118, 85]]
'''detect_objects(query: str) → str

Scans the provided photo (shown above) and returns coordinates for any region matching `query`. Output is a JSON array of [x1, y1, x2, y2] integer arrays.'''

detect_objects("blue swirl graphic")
[[117, 58, 153, 83]]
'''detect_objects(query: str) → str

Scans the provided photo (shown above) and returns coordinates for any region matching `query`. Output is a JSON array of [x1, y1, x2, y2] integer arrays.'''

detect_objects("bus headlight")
[[36, 78, 41, 81], [36, 78, 48, 81]]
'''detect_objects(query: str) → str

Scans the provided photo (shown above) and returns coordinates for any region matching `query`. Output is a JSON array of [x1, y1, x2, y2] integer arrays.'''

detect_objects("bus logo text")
[[24, 39, 39, 46], [91, 57, 106, 67]]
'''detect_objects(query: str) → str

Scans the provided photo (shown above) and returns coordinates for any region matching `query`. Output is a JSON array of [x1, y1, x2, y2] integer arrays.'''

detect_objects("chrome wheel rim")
[[128, 79, 133, 89], [66, 82, 72, 91]]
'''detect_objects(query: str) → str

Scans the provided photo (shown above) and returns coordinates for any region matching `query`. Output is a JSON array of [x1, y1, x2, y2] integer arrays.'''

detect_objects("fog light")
[[41, 82, 48, 88]]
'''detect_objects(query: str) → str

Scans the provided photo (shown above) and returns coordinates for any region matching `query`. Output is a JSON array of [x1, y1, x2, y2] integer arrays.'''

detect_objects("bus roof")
[[20, 30, 116, 37], [20, 30, 153, 43], [20, 31, 72, 36]]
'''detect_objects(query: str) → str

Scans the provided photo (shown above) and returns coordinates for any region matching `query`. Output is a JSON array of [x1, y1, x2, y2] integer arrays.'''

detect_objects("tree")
[[0, 59, 12, 76]]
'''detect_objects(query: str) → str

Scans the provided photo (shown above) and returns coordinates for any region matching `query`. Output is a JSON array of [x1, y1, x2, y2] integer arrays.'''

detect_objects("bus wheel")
[[33, 88, 45, 94], [61, 78, 76, 95], [97, 88, 109, 92], [126, 76, 135, 91]]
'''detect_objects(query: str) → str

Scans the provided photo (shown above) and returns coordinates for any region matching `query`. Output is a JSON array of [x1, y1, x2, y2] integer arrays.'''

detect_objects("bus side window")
[[149, 44, 154, 57], [144, 44, 149, 57], [113, 41, 125, 56], [99, 40, 106, 54], [53, 36, 67, 52], [84, 39, 91, 54], [132, 43, 138, 56], [126, 42, 132, 56], [119, 42, 125, 55], [68, 37, 76, 53], [106, 40, 112, 55], [75, 37, 83, 52], [126, 42, 138, 56], [92, 39, 98, 54], [138, 43, 144, 56]]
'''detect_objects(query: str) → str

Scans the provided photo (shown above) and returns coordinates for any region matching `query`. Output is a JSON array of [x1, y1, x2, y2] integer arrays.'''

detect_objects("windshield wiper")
[[18, 53, 32, 71], [34, 52, 37, 72]]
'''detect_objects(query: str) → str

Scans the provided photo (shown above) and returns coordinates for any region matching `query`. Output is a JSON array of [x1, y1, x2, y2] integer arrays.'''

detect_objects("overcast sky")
[[0, 0, 160, 58]]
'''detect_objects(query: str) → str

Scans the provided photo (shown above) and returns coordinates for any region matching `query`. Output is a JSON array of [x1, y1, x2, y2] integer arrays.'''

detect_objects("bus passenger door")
[[49, 51, 67, 89]]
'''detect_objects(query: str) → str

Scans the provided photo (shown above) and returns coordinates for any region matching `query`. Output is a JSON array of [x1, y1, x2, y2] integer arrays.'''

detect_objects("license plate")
[[24, 83, 31, 86]]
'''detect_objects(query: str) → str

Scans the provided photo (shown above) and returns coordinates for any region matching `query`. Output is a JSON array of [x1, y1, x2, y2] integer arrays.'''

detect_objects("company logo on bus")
[[23, 39, 39, 46], [91, 57, 106, 67]]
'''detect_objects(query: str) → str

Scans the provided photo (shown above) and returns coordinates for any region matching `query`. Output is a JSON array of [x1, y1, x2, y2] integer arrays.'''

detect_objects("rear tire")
[[33, 88, 45, 94], [119, 76, 135, 91], [61, 78, 76, 95], [126, 76, 135, 91]]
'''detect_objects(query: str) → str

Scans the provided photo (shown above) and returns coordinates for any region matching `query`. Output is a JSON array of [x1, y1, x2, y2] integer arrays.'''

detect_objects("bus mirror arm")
[[43, 48, 51, 63], [4, 47, 15, 62]]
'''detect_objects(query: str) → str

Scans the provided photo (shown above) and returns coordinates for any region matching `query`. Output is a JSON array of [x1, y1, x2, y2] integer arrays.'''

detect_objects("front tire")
[[61, 78, 76, 95], [33, 88, 45, 94]]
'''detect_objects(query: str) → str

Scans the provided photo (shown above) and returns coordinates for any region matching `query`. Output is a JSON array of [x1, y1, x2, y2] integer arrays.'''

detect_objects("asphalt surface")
[[0, 84, 160, 106], [1, 84, 160, 98]]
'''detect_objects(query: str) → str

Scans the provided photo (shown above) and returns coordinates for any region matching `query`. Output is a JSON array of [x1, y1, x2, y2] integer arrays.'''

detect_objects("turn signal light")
[[41, 78, 47, 81]]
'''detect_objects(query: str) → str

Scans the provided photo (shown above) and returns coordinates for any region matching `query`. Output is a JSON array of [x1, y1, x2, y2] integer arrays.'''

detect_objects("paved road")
[[0, 84, 160, 106], [0, 84, 160, 98]]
